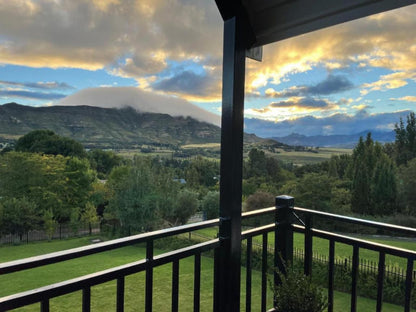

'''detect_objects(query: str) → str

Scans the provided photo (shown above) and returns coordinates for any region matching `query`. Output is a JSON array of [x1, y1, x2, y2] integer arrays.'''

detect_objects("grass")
[[1, 237, 414, 312], [193, 227, 416, 270], [272, 147, 352, 165], [181, 143, 220, 149]]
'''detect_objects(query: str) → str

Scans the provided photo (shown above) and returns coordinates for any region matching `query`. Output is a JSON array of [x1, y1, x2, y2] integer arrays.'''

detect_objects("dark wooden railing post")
[[275, 195, 294, 277]]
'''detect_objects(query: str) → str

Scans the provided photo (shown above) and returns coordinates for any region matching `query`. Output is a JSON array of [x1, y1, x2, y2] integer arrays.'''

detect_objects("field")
[[1, 236, 414, 312], [271, 147, 352, 165], [112, 143, 352, 165]]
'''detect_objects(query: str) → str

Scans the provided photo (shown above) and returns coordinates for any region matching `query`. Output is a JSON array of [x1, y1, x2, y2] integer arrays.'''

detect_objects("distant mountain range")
[[271, 131, 396, 148], [0, 103, 265, 149]]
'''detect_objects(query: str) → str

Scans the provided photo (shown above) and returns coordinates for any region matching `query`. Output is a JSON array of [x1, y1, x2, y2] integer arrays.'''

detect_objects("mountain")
[[271, 131, 396, 148], [0, 103, 267, 149]]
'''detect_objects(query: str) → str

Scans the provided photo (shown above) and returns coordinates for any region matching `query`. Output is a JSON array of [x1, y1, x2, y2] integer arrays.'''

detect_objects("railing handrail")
[[0, 239, 220, 311], [293, 224, 416, 260], [0, 218, 219, 275], [294, 206, 416, 236]]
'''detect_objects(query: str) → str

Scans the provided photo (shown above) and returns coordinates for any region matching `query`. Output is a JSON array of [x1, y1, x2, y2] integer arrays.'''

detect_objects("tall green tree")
[[15, 129, 86, 158], [0, 151, 95, 224], [397, 158, 416, 215], [350, 133, 397, 215], [394, 112, 416, 165], [0, 197, 39, 239]]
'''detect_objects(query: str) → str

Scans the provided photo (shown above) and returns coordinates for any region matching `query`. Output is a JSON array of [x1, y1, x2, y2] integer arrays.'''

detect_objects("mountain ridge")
[[0, 103, 266, 149], [271, 131, 395, 148]]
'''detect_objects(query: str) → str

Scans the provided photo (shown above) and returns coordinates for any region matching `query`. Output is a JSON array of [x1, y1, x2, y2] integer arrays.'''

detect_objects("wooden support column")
[[215, 14, 247, 312]]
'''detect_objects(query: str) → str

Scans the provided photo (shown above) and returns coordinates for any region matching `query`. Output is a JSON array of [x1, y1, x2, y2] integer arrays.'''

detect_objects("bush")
[[272, 266, 327, 312]]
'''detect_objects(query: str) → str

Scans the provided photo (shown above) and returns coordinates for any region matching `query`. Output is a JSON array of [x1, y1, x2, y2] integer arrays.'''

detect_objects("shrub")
[[271, 266, 327, 312]]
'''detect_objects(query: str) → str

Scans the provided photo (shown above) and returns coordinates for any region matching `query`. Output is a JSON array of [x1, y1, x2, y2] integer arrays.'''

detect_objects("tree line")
[[0, 130, 220, 238], [1, 112, 415, 239]]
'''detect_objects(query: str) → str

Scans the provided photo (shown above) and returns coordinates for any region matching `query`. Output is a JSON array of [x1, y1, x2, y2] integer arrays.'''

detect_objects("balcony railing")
[[0, 196, 415, 312]]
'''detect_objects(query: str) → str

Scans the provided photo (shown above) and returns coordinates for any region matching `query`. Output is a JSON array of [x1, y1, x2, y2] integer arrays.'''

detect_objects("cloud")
[[0, 90, 67, 100], [57, 86, 221, 126], [152, 69, 220, 100], [269, 97, 332, 109], [360, 72, 416, 95], [0, 0, 222, 73], [1, 1, 416, 105], [263, 75, 354, 98], [393, 96, 416, 102], [0, 80, 74, 90], [245, 5, 416, 93], [244, 110, 410, 137], [246, 97, 340, 121]]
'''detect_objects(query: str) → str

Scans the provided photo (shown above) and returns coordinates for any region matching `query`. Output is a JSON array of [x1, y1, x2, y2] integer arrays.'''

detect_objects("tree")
[[246, 148, 267, 178], [397, 158, 416, 215], [0, 151, 95, 224], [349, 133, 397, 215], [168, 189, 199, 225], [245, 191, 275, 212], [185, 156, 219, 188], [394, 112, 416, 165], [15, 129, 86, 158], [107, 160, 161, 234], [371, 154, 397, 215], [201, 191, 219, 220], [0, 197, 39, 239], [88, 149, 123, 179]]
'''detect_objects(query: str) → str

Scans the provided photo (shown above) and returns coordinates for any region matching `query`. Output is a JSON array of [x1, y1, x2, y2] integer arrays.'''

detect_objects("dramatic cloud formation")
[[1, 1, 416, 137], [58, 86, 221, 126], [0, 0, 223, 100]]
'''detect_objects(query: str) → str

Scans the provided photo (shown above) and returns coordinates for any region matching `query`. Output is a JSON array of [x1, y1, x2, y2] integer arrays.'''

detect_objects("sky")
[[0, 0, 416, 137]]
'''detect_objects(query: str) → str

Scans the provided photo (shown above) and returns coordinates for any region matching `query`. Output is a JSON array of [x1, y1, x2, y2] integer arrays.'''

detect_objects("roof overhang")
[[216, 0, 416, 48]]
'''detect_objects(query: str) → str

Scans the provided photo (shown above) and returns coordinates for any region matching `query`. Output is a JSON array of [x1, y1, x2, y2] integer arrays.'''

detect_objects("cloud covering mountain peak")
[[58, 86, 221, 126]]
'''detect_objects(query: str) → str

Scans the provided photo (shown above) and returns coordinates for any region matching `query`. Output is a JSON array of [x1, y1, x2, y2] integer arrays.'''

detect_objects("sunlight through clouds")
[[0, 1, 416, 136]]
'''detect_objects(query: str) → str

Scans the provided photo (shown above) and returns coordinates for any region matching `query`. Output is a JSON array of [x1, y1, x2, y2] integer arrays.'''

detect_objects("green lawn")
[[193, 227, 416, 269], [1, 237, 414, 311], [272, 147, 352, 165]]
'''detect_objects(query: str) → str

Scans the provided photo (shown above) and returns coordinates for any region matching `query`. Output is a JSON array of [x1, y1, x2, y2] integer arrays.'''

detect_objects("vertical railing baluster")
[[213, 247, 219, 311], [351, 245, 359, 312], [40, 299, 49, 312], [82, 287, 91, 312], [194, 253, 201, 312], [405, 258, 414, 312], [328, 240, 335, 312], [117, 277, 125, 312], [145, 240, 154, 312], [172, 260, 179, 312], [246, 237, 252, 312], [304, 214, 313, 276], [376, 253, 385, 312], [261, 232, 268, 312]]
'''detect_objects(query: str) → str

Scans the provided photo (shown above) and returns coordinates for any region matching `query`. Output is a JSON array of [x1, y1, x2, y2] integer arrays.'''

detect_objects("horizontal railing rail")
[[0, 219, 219, 275], [295, 206, 416, 236], [0, 240, 219, 311]]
